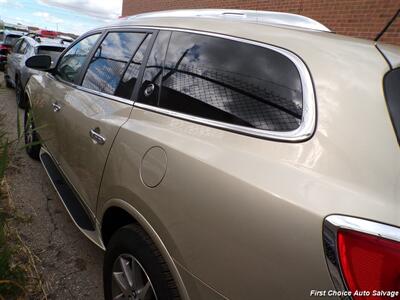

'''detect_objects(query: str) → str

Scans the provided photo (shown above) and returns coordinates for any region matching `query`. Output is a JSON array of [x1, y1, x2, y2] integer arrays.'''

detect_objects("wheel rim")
[[111, 254, 157, 300]]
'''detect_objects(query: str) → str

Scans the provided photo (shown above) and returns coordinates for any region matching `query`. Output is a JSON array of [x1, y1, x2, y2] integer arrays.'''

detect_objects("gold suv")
[[24, 9, 400, 300]]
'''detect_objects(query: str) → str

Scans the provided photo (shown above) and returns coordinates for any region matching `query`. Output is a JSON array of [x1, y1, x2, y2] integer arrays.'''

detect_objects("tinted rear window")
[[384, 68, 400, 143], [156, 31, 303, 132], [37, 46, 65, 54], [4, 34, 21, 46], [38, 46, 65, 66]]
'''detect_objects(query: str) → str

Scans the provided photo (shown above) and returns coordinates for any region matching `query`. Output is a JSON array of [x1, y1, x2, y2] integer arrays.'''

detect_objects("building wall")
[[122, 0, 400, 45]]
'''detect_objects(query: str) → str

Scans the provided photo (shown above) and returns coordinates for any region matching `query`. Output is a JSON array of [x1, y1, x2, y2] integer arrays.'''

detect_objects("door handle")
[[52, 103, 61, 112], [89, 128, 106, 145]]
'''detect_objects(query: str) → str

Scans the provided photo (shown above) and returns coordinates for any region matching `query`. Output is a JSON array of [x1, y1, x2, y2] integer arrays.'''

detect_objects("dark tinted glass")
[[115, 33, 152, 99], [137, 31, 171, 106], [82, 32, 146, 96], [159, 32, 303, 131], [37, 46, 65, 67], [4, 35, 21, 46], [57, 34, 100, 83], [12, 39, 22, 52], [384, 68, 400, 144], [18, 41, 28, 54]]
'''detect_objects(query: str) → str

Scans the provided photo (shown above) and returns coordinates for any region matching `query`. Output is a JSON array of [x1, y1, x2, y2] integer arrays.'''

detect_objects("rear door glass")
[[82, 31, 146, 98], [115, 33, 153, 99], [136, 31, 171, 106]]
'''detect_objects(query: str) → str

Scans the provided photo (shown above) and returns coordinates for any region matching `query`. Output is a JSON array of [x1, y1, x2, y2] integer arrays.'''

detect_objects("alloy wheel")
[[111, 254, 157, 300]]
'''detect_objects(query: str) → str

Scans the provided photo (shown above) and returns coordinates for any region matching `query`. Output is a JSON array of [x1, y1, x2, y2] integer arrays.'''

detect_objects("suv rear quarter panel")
[[95, 20, 399, 299], [98, 107, 335, 299]]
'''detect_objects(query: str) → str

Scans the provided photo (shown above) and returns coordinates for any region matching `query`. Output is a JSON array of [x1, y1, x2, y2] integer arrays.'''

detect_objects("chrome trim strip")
[[326, 215, 400, 243], [131, 27, 316, 142], [76, 85, 134, 105], [121, 9, 331, 32], [50, 74, 134, 106], [322, 215, 400, 300]]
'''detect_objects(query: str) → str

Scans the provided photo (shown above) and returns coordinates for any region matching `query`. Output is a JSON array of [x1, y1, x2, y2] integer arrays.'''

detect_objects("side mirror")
[[25, 55, 52, 71]]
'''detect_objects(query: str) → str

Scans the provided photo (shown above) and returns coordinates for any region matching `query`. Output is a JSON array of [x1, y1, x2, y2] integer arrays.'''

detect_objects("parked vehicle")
[[34, 29, 58, 39], [4, 35, 66, 107], [57, 34, 75, 46], [0, 30, 25, 71], [24, 9, 400, 300]]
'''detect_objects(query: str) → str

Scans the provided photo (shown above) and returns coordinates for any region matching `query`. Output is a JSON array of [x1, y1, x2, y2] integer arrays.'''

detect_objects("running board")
[[40, 152, 95, 231]]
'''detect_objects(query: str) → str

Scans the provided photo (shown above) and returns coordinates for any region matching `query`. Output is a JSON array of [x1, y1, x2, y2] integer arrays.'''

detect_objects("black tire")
[[104, 224, 180, 300], [24, 106, 40, 160], [4, 74, 12, 88], [16, 78, 26, 109]]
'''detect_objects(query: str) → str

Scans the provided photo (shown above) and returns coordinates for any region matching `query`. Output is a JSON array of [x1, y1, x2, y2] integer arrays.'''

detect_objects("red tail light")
[[0, 45, 10, 56], [338, 229, 400, 299], [324, 215, 400, 300]]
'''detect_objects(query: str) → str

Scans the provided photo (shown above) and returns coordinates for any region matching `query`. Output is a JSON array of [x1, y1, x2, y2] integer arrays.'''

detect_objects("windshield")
[[4, 35, 21, 46], [37, 46, 65, 65]]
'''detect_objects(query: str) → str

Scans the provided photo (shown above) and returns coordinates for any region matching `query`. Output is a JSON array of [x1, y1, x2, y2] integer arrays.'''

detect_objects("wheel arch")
[[100, 199, 190, 300]]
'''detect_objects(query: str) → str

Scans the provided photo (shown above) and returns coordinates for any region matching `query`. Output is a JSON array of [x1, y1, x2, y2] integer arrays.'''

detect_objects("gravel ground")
[[0, 72, 104, 300]]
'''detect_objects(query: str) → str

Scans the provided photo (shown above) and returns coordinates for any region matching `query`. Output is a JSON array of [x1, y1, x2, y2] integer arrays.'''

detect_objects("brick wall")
[[122, 0, 400, 45]]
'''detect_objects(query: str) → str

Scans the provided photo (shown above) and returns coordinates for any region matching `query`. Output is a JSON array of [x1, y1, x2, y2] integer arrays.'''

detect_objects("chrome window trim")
[[323, 215, 400, 300], [76, 85, 134, 105], [131, 26, 316, 142], [48, 73, 134, 106]]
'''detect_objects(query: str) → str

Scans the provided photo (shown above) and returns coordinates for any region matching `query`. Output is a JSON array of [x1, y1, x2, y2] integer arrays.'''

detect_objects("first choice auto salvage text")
[[310, 290, 399, 298]]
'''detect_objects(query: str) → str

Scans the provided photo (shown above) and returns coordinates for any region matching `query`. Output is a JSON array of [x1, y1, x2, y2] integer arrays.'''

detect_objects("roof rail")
[[125, 9, 331, 32]]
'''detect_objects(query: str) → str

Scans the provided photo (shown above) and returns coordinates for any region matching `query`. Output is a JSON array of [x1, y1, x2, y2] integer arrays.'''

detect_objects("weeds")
[[0, 212, 27, 299], [0, 79, 47, 299], [0, 112, 28, 299]]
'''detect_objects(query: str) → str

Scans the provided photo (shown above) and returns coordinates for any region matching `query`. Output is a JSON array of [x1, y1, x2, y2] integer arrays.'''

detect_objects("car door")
[[32, 33, 102, 164], [55, 29, 155, 214], [7, 38, 23, 83]]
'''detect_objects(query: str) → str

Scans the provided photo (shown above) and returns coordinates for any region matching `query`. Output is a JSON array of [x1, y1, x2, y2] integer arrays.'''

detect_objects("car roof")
[[104, 9, 376, 50], [3, 29, 26, 36], [105, 9, 374, 52], [117, 9, 332, 32], [100, 9, 378, 87], [23, 36, 68, 48]]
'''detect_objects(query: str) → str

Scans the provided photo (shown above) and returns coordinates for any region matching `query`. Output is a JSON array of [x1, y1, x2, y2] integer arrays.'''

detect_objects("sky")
[[0, 0, 123, 35]]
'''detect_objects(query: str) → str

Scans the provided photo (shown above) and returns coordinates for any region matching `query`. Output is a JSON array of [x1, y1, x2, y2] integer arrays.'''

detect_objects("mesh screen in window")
[[82, 31, 146, 97], [159, 32, 303, 132]]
